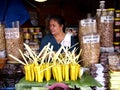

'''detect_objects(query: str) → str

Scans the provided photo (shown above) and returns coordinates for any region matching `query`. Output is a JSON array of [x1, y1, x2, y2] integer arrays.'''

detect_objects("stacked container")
[[5, 21, 24, 63], [96, 1, 115, 52], [79, 18, 100, 67], [22, 27, 42, 55], [114, 10, 120, 51]]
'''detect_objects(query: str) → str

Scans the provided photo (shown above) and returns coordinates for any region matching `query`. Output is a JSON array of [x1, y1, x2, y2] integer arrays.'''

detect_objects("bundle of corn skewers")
[[9, 43, 82, 82]]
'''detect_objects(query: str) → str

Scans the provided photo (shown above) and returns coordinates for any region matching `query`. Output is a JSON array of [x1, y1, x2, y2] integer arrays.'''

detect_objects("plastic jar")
[[96, 9, 102, 35], [99, 1, 105, 9], [115, 10, 120, 18], [114, 18, 120, 29], [79, 18, 100, 67], [113, 42, 120, 51], [29, 28, 34, 33], [22, 28, 28, 33], [100, 9, 114, 47], [113, 29, 120, 42], [35, 27, 40, 33], [33, 32, 39, 43], [107, 8, 115, 16]]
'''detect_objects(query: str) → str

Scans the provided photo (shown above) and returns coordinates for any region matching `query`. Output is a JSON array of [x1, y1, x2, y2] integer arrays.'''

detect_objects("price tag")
[[81, 19, 96, 26], [101, 16, 114, 23], [83, 35, 100, 43], [5, 28, 20, 39]]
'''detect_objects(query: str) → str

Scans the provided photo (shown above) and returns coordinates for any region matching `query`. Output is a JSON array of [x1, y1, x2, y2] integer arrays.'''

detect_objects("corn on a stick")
[[62, 64, 65, 80], [56, 64, 63, 82], [24, 65, 29, 80], [30, 64, 35, 81], [34, 66, 39, 82], [64, 64, 69, 81], [52, 66, 56, 80], [45, 63, 51, 81], [38, 65, 44, 82], [75, 64, 80, 79], [24, 65, 32, 81], [70, 64, 76, 81]]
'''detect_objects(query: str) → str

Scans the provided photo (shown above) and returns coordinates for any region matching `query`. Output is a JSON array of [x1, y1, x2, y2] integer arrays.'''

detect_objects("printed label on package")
[[101, 16, 114, 23], [5, 28, 20, 39], [83, 35, 100, 43], [81, 19, 96, 26]]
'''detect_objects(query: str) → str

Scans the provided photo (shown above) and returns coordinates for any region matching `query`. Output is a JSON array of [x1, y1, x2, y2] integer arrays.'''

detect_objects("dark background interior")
[[22, 0, 120, 27]]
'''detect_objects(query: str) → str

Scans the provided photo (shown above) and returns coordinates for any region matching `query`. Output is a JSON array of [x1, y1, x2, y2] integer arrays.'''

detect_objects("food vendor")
[[39, 15, 79, 52]]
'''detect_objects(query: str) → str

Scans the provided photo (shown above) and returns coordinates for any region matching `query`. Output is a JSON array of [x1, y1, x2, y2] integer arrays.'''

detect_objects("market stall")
[[0, 0, 120, 90]]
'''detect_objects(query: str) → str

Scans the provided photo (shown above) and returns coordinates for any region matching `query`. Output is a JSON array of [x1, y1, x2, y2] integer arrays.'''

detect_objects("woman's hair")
[[49, 15, 65, 32]]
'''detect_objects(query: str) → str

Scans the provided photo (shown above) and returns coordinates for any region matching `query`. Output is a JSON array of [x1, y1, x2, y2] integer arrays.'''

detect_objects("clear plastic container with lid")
[[114, 18, 120, 29], [115, 10, 120, 18], [114, 29, 120, 42], [99, 1, 105, 9], [113, 42, 120, 51], [101, 9, 107, 16], [79, 18, 100, 67], [100, 9, 114, 47], [29, 28, 34, 33], [107, 8, 115, 16], [96, 9, 102, 35]]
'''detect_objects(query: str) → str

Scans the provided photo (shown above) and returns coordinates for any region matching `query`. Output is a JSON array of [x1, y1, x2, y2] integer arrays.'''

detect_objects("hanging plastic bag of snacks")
[[79, 19, 100, 67], [0, 22, 6, 58], [5, 22, 24, 63], [0, 22, 5, 51]]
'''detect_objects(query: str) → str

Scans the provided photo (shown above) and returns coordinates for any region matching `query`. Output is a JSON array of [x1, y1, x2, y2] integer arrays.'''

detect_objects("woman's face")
[[49, 19, 63, 35]]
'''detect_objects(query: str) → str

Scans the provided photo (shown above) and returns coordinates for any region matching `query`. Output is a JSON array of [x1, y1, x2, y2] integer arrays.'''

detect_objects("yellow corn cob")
[[75, 64, 80, 79], [24, 65, 28, 81], [62, 64, 65, 80], [78, 65, 82, 79], [70, 64, 76, 81], [37, 65, 44, 82], [45, 63, 51, 81], [34, 65, 39, 82], [40, 65, 44, 81], [64, 64, 69, 81], [30, 64, 35, 81], [24, 65, 32, 81], [56, 64, 63, 82], [52, 66, 58, 80]]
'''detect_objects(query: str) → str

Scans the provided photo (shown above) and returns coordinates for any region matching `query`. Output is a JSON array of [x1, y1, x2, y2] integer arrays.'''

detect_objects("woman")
[[39, 15, 79, 52]]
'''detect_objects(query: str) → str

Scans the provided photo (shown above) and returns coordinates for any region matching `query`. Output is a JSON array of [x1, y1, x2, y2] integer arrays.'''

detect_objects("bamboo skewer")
[[9, 54, 26, 65], [19, 49, 28, 65]]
